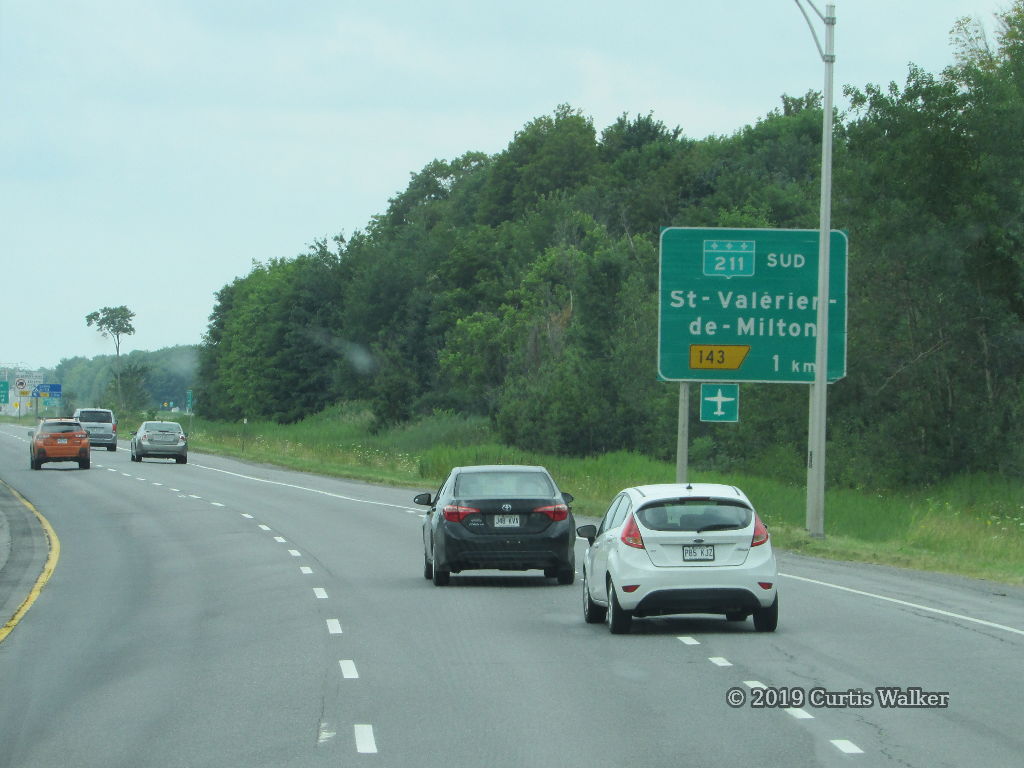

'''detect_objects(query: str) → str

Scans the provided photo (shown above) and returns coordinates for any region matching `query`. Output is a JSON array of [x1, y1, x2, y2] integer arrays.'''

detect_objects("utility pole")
[[794, 0, 836, 538]]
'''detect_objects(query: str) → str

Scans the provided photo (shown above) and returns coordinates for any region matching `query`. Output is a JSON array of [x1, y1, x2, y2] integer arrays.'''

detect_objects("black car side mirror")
[[576, 524, 597, 544], [413, 492, 433, 506]]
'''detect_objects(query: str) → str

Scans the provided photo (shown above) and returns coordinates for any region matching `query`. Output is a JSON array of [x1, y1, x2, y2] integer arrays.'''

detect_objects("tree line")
[[196, 6, 1024, 488]]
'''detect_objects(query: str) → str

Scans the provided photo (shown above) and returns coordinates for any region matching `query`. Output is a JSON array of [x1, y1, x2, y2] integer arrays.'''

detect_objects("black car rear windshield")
[[41, 422, 80, 434], [78, 410, 112, 423], [636, 499, 753, 532], [455, 471, 554, 498]]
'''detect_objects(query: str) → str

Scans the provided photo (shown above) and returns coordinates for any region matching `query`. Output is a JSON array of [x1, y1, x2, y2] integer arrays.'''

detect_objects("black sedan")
[[415, 465, 576, 586]]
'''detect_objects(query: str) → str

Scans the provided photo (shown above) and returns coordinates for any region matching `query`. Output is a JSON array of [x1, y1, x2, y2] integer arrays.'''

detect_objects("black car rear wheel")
[[423, 553, 433, 580], [432, 566, 450, 586], [557, 567, 575, 585]]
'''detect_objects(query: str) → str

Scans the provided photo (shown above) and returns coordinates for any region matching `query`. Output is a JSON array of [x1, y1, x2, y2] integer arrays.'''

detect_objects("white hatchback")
[[577, 483, 778, 634]]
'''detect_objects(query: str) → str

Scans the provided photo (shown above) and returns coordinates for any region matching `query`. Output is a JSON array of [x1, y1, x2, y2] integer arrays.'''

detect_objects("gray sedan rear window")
[[637, 499, 753, 531]]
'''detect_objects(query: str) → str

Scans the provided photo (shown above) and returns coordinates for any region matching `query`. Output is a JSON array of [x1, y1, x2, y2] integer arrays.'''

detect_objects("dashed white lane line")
[[107, 468, 117, 472], [781, 572, 1024, 637], [326, 619, 343, 635], [189, 494, 201, 499], [121, 473, 132, 477], [831, 740, 864, 755], [169, 488, 180, 492], [241, 513, 253, 519], [152, 482, 163, 487], [743, 681, 813, 719], [313, 588, 328, 599], [678, 636, 700, 645], [709, 657, 732, 667], [354, 724, 377, 754], [211, 502, 225, 507], [288, 549, 301, 557], [259, 525, 272, 531], [300, 567, 313, 575], [339, 660, 359, 679], [274, 536, 287, 543]]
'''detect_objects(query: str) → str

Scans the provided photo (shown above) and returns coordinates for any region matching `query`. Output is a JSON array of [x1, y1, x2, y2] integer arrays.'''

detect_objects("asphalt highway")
[[1, 423, 1022, 767]]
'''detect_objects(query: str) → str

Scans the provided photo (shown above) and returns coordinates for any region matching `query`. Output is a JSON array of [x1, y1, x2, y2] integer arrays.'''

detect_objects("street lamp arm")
[[794, 0, 835, 62]]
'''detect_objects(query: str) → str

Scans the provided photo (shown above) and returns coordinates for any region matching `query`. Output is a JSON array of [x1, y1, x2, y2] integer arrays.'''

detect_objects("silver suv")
[[72, 408, 118, 451]]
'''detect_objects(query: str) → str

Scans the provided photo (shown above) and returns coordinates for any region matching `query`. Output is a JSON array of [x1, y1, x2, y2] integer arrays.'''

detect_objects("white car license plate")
[[493, 515, 520, 528], [57, 438, 68, 444], [683, 545, 715, 561]]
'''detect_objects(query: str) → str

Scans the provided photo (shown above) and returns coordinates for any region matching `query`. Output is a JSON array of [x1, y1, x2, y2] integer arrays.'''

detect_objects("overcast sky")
[[0, 0, 1004, 372]]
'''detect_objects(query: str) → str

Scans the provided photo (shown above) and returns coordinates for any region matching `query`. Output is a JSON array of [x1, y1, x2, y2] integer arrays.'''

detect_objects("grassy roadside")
[[179, 406, 1023, 586], [5, 408, 1022, 584]]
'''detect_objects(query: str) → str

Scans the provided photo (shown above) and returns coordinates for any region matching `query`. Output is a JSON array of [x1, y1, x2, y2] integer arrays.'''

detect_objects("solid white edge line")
[[354, 724, 377, 753], [339, 660, 359, 678], [780, 572, 1024, 636], [831, 739, 864, 754]]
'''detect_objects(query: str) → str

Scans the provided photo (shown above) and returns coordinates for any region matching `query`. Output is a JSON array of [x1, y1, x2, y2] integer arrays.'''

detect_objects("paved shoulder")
[[0, 482, 49, 635]]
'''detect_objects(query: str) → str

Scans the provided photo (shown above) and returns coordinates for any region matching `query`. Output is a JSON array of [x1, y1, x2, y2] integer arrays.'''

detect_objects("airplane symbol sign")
[[700, 384, 739, 422]]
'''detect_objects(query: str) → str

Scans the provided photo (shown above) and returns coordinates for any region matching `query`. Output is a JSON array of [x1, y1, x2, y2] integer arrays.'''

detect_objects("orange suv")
[[30, 418, 91, 470]]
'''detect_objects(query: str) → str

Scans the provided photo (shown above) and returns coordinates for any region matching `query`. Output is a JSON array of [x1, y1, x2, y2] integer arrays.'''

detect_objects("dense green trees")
[[196, 4, 1024, 487]]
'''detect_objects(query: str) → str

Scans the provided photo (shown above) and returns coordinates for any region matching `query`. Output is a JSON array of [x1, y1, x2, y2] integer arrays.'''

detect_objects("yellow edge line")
[[0, 480, 61, 644]]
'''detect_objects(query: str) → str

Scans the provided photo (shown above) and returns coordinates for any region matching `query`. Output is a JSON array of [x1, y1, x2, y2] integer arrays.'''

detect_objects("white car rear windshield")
[[637, 499, 753, 531]]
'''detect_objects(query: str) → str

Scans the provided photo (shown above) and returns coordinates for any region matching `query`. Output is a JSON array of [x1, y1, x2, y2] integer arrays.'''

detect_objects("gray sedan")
[[130, 421, 188, 464]]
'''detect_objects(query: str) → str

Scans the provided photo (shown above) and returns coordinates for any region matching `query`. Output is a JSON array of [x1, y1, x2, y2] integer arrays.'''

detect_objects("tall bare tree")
[[86, 305, 136, 411]]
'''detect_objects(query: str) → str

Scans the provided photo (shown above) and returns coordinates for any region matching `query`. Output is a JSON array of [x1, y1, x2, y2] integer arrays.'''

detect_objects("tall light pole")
[[795, 0, 836, 538]]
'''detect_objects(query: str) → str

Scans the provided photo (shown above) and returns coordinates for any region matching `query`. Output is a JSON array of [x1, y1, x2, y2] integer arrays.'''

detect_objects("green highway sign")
[[0, 381, 8, 404], [700, 384, 739, 422], [659, 227, 847, 383]]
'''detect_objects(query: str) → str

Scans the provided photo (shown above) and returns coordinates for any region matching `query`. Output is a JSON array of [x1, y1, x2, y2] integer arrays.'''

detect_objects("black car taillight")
[[533, 504, 569, 521], [443, 505, 479, 523]]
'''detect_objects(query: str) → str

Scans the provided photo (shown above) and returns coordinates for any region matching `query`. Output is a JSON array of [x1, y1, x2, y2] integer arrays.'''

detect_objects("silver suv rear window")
[[78, 410, 113, 423]]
